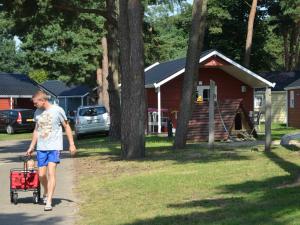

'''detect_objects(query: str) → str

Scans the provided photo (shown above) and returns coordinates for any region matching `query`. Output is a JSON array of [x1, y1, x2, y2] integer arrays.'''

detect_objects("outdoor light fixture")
[[241, 85, 247, 93]]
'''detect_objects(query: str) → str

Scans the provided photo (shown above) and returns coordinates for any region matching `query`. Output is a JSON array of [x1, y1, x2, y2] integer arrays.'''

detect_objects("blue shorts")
[[36, 150, 60, 167]]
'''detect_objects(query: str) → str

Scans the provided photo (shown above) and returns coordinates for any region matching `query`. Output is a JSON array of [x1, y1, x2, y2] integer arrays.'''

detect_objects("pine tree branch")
[[54, 3, 118, 27], [54, 3, 113, 20]]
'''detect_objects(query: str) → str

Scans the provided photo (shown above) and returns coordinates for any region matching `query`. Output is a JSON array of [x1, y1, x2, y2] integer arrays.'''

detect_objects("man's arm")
[[26, 124, 38, 155], [62, 120, 77, 156]]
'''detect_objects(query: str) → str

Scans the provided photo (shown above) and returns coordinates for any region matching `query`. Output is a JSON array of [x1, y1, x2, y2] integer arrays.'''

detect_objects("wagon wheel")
[[10, 191, 14, 203], [13, 193, 18, 205], [33, 192, 39, 204]]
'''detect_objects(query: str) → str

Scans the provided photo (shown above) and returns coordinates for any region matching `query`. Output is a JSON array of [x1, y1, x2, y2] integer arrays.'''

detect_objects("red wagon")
[[10, 156, 40, 204]]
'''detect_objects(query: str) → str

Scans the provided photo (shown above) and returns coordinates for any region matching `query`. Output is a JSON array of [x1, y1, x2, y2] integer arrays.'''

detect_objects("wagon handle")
[[19, 155, 33, 163]]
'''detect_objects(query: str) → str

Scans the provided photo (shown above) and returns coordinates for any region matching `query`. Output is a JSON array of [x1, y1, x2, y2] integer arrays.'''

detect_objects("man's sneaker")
[[44, 203, 52, 211], [43, 196, 47, 204]]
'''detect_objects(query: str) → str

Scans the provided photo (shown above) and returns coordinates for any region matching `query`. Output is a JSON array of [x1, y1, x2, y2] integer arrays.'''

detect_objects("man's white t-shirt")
[[34, 105, 67, 151]]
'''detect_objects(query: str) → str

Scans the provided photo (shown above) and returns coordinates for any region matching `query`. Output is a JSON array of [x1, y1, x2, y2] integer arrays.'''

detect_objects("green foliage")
[[0, 12, 29, 73], [144, 3, 191, 64], [144, 0, 286, 72], [1, 0, 105, 84], [28, 69, 49, 83], [0, 38, 28, 73]]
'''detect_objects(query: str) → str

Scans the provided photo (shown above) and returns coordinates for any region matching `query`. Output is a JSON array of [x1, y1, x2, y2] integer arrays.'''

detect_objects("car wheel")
[[6, 125, 14, 134]]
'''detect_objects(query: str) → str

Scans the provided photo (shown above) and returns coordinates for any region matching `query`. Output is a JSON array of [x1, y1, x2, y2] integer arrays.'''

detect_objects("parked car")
[[0, 109, 35, 134], [67, 110, 77, 128], [74, 105, 110, 139]]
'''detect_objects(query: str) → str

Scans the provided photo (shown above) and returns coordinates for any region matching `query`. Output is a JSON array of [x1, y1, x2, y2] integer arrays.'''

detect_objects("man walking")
[[26, 90, 76, 211]]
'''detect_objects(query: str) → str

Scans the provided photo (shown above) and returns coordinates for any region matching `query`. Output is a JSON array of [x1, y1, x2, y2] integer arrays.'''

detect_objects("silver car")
[[74, 105, 110, 139]]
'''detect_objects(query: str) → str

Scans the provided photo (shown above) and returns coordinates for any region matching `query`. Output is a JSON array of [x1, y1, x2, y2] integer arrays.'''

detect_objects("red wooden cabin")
[[285, 78, 300, 128], [145, 50, 275, 140]]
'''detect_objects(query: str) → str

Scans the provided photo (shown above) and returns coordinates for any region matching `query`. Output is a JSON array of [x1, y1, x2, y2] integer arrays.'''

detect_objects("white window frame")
[[254, 94, 264, 108], [290, 90, 295, 108]]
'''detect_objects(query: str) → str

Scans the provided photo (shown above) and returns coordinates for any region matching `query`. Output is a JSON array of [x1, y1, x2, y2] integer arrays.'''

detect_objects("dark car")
[[0, 109, 35, 134]]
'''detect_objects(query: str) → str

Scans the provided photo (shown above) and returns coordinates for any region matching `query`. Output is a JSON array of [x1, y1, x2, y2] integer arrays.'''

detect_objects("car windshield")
[[79, 107, 106, 116]]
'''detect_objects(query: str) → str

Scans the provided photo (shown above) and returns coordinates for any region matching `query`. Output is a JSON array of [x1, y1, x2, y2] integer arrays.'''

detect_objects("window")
[[254, 95, 264, 108], [290, 91, 295, 108], [79, 107, 106, 116], [196, 85, 217, 101]]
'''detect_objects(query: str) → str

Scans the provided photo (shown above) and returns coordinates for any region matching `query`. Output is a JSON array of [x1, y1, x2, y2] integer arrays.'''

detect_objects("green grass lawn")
[[0, 131, 32, 141], [257, 123, 300, 141], [75, 134, 300, 225], [271, 124, 300, 140]]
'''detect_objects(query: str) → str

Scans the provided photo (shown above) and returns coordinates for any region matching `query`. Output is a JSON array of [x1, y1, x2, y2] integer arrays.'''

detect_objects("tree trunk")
[[244, 0, 258, 68], [283, 30, 290, 71], [294, 28, 300, 70], [100, 37, 110, 111], [106, 0, 121, 140], [96, 68, 103, 105], [119, 0, 146, 159], [173, 0, 208, 149], [291, 24, 300, 70]]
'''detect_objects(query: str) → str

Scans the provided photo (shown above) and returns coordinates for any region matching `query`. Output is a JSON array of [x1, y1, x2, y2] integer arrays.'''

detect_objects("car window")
[[9, 111, 18, 117], [1, 111, 11, 116], [79, 107, 106, 116]]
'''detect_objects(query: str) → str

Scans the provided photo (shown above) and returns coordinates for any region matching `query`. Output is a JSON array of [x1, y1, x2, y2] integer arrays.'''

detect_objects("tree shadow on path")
[[0, 212, 64, 225]]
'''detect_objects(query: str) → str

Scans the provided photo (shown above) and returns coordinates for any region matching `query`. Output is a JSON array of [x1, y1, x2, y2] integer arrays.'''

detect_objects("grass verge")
[[0, 132, 32, 141], [75, 134, 300, 225]]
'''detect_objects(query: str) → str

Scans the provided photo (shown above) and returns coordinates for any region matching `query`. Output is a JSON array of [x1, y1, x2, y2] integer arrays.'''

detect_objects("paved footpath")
[[0, 139, 78, 225]]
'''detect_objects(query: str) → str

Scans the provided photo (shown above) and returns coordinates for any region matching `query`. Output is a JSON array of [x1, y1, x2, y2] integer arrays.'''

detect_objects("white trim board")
[[145, 62, 159, 72], [0, 95, 33, 98], [285, 86, 300, 91]]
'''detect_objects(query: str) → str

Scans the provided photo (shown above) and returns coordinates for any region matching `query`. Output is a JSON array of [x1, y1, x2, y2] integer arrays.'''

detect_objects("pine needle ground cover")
[[75, 135, 300, 225]]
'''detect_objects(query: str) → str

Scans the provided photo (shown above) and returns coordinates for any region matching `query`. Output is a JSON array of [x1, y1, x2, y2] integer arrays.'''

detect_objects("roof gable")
[[0, 73, 52, 97], [259, 71, 300, 91], [145, 49, 214, 87], [41, 80, 92, 97], [145, 50, 275, 88]]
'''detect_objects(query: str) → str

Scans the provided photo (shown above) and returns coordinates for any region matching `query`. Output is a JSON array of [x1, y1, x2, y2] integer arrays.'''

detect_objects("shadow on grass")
[[122, 185, 300, 225], [121, 150, 300, 225], [76, 135, 251, 164]]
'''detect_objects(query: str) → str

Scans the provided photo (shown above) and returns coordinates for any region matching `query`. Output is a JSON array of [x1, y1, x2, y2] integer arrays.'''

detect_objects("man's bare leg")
[[38, 166, 48, 197], [46, 162, 57, 206]]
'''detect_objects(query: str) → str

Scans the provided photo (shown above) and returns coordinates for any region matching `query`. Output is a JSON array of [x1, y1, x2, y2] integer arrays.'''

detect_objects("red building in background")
[[145, 50, 275, 135]]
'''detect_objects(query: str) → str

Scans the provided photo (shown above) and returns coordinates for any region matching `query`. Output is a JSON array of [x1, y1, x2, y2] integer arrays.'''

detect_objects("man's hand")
[[69, 144, 77, 156], [26, 147, 34, 156]]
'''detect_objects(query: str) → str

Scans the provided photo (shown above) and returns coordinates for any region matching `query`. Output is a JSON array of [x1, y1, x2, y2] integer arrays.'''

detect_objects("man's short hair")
[[32, 90, 50, 100]]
